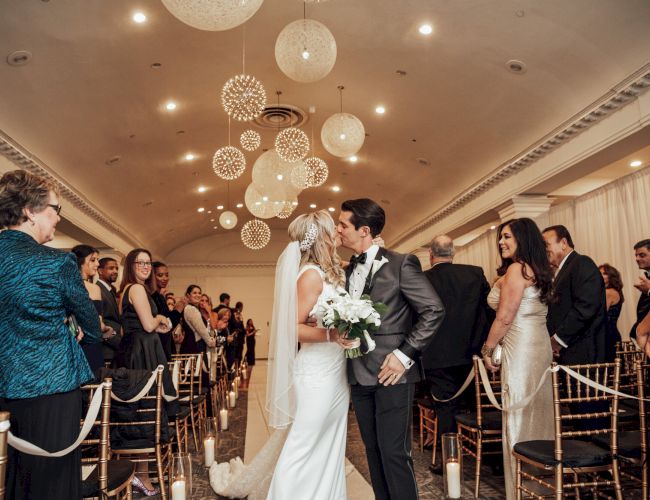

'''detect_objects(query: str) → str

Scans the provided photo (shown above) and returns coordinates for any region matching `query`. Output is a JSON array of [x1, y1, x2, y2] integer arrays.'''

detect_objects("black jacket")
[[422, 262, 494, 369], [546, 251, 607, 364]]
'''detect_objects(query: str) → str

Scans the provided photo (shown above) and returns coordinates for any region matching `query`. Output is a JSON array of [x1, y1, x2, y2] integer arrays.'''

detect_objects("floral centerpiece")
[[315, 293, 388, 358]]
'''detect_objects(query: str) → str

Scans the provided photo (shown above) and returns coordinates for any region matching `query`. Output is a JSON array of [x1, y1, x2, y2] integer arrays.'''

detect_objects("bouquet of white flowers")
[[315, 293, 388, 358]]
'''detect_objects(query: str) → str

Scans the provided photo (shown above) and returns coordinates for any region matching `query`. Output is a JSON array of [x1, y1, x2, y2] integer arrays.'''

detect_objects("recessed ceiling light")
[[210, 218, 215, 222], [375, 106, 386, 114], [490, 225, 496, 230], [197, 207, 205, 213], [165, 101, 177, 111], [185, 153, 195, 161], [197, 186, 207, 193], [132, 12, 147, 23], [309, 203, 317, 209], [217, 205, 224, 210], [213, 226, 218, 229], [328, 207, 335, 212], [348, 155, 358, 163], [332, 185, 341, 192], [236, 203, 243, 208], [262, 196, 268, 202], [207, 210, 212, 214], [630, 160, 643, 167], [292, 201, 298, 206], [419, 24, 433, 35]]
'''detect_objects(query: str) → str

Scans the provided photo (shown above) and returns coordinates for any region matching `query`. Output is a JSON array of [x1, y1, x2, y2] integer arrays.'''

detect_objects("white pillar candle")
[[171, 479, 186, 500], [232, 381, 238, 400], [229, 390, 236, 408], [219, 408, 229, 430], [446, 461, 461, 499], [241, 368, 248, 380], [204, 437, 215, 467]]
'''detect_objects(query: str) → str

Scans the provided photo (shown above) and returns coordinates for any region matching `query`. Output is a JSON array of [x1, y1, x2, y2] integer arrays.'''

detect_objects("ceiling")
[[1, 0, 649, 259]]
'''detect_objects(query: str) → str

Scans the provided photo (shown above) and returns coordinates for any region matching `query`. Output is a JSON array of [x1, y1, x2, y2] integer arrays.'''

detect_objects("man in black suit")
[[630, 239, 650, 345], [542, 225, 607, 364], [422, 235, 493, 440], [97, 257, 122, 364], [338, 199, 445, 500]]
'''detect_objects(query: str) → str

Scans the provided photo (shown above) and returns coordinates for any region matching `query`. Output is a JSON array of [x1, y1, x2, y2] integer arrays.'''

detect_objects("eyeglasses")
[[134, 261, 152, 267], [47, 204, 62, 215]]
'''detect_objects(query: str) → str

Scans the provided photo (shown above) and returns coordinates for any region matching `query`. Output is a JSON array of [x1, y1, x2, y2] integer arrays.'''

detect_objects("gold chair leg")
[[419, 409, 424, 452], [474, 433, 482, 499], [515, 458, 522, 500], [432, 416, 438, 466], [156, 446, 167, 500], [554, 463, 563, 500], [611, 460, 623, 500], [572, 472, 580, 499], [189, 405, 200, 451]]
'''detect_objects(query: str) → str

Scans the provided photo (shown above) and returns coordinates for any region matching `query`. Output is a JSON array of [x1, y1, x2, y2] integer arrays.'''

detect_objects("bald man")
[[422, 236, 494, 443]]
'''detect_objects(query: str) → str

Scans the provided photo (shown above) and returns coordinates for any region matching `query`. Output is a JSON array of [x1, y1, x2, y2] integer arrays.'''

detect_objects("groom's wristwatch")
[[480, 343, 495, 358]]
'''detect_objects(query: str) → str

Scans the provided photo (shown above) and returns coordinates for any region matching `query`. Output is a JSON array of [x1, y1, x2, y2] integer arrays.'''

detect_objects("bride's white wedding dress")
[[211, 263, 349, 500]]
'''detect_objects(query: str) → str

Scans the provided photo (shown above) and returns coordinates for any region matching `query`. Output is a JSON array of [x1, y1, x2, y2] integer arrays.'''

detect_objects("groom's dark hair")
[[341, 198, 385, 237]]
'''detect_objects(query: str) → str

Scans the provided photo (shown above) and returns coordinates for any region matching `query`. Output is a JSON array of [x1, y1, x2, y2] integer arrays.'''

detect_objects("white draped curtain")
[[455, 167, 650, 338]]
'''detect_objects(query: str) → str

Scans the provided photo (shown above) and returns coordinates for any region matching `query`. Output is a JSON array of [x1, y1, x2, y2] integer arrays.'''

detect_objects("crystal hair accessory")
[[299, 223, 318, 251]]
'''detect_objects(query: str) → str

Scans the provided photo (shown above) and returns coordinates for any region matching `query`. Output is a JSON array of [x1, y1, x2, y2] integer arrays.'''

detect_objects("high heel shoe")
[[131, 475, 160, 496]]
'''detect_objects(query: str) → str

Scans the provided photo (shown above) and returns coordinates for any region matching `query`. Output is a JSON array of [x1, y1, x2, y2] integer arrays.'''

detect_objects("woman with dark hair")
[[245, 318, 258, 365], [481, 218, 555, 499], [0, 170, 101, 499], [71, 244, 110, 373], [599, 263, 624, 360], [151, 261, 184, 360]]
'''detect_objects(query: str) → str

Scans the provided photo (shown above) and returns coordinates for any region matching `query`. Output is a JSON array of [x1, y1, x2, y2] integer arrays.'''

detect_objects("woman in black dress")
[[599, 263, 624, 361], [116, 248, 172, 494], [151, 261, 184, 360], [245, 318, 258, 365]]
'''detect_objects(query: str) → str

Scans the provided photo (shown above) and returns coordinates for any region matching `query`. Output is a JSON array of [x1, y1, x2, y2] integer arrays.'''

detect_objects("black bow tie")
[[349, 252, 367, 270]]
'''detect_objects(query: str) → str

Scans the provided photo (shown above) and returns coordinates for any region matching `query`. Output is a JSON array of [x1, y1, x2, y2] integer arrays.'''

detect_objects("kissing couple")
[[212, 198, 444, 500]]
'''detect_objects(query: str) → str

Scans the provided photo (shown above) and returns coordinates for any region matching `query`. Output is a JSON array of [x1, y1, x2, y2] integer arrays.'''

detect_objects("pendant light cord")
[[338, 85, 344, 113], [242, 24, 246, 75]]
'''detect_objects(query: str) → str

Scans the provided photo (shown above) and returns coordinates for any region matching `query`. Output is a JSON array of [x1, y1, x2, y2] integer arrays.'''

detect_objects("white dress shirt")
[[349, 245, 414, 370], [552, 250, 574, 348]]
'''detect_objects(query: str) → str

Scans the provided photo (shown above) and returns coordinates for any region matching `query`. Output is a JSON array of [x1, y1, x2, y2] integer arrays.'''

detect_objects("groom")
[[338, 198, 445, 500]]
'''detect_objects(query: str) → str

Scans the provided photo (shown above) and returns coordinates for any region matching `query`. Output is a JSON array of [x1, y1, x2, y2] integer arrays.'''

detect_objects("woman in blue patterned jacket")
[[0, 170, 102, 499]]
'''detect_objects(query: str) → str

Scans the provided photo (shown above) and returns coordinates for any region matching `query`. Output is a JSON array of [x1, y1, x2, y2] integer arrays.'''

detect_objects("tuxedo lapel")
[[363, 247, 388, 296], [554, 251, 578, 288]]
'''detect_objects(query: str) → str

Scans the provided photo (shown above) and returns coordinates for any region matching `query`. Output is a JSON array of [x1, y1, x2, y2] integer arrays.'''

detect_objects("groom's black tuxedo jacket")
[[547, 251, 607, 365], [346, 247, 445, 385]]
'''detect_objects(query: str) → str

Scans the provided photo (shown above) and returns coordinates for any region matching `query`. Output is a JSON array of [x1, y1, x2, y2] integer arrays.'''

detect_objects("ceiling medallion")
[[240, 129, 261, 151], [241, 219, 271, 250], [161, 0, 264, 31], [304, 156, 328, 187], [222, 74, 267, 122], [275, 19, 337, 83], [219, 210, 238, 230], [212, 145, 246, 180], [275, 127, 310, 162]]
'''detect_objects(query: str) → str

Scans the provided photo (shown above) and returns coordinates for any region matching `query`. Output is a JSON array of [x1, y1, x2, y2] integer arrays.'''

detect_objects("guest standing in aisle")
[[97, 257, 122, 365], [631, 239, 650, 356], [599, 263, 624, 361]]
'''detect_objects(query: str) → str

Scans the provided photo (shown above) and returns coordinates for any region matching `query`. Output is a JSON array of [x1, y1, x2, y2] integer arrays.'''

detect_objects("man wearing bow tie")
[[338, 198, 445, 500]]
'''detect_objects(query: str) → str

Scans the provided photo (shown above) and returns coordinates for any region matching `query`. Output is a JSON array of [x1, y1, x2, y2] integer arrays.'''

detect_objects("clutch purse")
[[491, 342, 504, 367], [67, 314, 80, 337]]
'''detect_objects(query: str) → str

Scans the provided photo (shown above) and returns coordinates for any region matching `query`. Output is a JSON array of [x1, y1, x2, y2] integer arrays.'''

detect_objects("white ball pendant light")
[[161, 0, 264, 31], [219, 210, 238, 230]]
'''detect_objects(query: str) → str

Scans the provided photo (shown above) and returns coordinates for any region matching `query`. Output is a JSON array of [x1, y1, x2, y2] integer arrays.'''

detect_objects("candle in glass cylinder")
[[232, 381, 238, 400], [229, 390, 236, 408], [446, 461, 461, 498], [220, 407, 229, 430], [241, 367, 248, 380], [204, 436, 215, 467], [171, 478, 186, 500]]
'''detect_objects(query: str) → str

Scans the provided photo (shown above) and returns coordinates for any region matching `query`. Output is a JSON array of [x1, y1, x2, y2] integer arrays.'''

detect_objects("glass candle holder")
[[219, 402, 229, 431], [170, 452, 192, 500], [442, 433, 463, 499], [229, 389, 237, 408], [202, 417, 218, 467]]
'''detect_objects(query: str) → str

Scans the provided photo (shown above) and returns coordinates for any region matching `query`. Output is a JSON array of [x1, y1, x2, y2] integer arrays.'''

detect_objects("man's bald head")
[[430, 235, 454, 264]]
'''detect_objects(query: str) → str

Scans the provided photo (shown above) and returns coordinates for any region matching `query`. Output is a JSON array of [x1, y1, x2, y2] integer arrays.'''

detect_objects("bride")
[[212, 210, 354, 500]]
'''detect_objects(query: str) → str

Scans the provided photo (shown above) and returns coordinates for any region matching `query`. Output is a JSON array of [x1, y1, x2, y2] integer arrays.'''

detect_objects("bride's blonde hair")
[[288, 210, 345, 289]]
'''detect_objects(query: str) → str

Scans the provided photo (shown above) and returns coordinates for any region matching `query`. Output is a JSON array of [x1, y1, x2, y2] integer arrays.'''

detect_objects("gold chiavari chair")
[[416, 398, 438, 465], [0, 412, 9, 500], [456, 357, 503, 498], [80, 378, 134, 499], [172, 353, 205, 451], [513, 360, 623, 500], [112, 367, 171, 500], [166, 361, 189, 455]]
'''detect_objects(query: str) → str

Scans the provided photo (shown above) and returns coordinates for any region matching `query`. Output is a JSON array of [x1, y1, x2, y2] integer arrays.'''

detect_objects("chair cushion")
[[415, 398, 434, 410], [81, 459, 134, 497], [455, 411, 502, 430], [179, 394, 206, 405], [170, 405, 191, 422], [593, 430, 643, 460], [513, 440, 611, 468]]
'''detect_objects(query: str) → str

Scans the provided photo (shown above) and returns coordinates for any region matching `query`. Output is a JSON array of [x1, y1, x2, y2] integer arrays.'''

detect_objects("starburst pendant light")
[[219, 182, 238, 229], [241, 219, 271, 249], [303, 108, 328, 187], [321, 86, 365, 158], [161, 0, 264, 32], [276, 199, 298, 219], [222, 25, 267, 122], [275, 4, 336, 83], [213, 118, 246, 180], [240, 129, 261, 151], [275, 127, 309, 162]]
